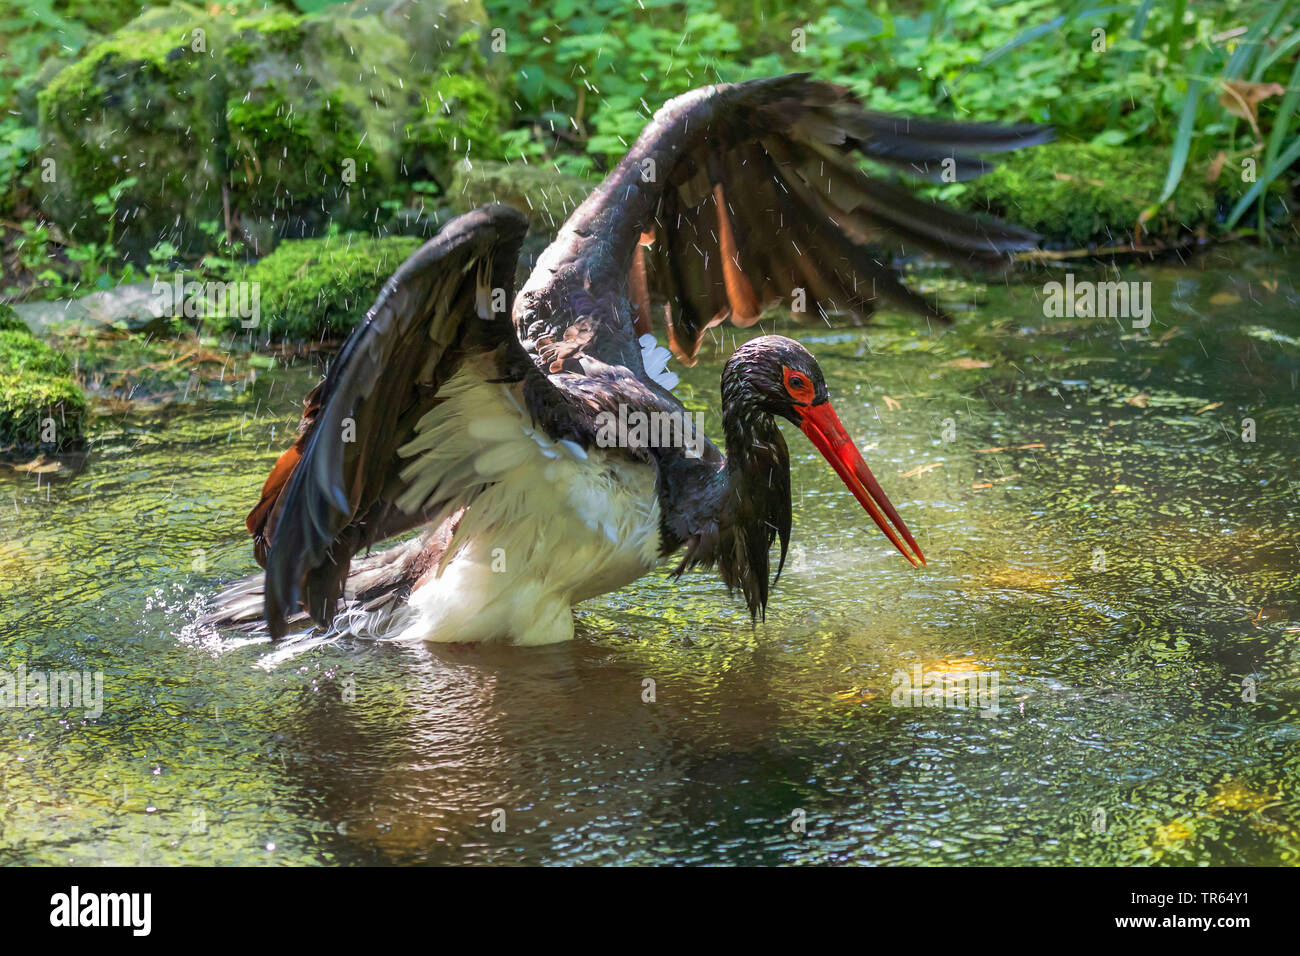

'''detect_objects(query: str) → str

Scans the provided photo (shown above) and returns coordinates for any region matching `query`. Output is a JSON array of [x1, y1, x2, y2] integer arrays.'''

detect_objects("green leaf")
[[1159, 48, 1206, 203]]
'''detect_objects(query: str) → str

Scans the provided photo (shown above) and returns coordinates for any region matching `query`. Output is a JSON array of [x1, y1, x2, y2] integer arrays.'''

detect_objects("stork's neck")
[[708, 393, 792, 620]]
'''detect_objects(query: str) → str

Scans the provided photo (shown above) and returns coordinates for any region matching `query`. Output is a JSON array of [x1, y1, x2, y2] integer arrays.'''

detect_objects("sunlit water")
[[2, 247, 1298, 865]]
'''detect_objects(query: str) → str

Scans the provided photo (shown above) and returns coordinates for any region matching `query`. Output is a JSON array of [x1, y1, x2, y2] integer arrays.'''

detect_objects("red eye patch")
[[783, 366, 815, 404]]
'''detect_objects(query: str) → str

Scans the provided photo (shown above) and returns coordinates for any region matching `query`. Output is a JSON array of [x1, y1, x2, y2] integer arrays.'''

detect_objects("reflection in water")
[[1, 249, 1297, 864]]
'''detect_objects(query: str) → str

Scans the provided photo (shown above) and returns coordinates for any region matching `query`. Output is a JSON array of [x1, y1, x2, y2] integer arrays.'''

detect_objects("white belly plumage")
[[383, 365, 663, 646]]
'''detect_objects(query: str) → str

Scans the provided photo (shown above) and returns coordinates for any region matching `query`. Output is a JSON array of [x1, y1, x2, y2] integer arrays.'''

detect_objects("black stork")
[[207, 74, 1050, 645]]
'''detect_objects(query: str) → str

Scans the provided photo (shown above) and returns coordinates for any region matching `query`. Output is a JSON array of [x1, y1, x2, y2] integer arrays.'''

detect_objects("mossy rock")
[[0, 306, 88, 452], [34, 0, 495, 261], [955, 142, 1219, 249], [36, 2, 230, 258], [450, 161, 594, 236], [224, 233, 423, 339]]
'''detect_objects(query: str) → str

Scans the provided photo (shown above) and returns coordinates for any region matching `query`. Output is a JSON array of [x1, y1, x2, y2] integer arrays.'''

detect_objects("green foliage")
[[405, 73, 507, 180], [5, 180, 143, 301], [226, 233, 423, 339], [2, 0, 1297, 311], [485, 0, 1297, 239], [489, 0, 754, 168]]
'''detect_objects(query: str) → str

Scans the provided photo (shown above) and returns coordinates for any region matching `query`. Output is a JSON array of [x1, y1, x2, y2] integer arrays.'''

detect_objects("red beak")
[[796, 402, 927, 568]]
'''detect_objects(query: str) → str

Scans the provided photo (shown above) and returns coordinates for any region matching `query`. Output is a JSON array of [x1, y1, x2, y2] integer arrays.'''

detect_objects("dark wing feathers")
[[574, 73, 1051, 363], [247, 204, 532, 636]]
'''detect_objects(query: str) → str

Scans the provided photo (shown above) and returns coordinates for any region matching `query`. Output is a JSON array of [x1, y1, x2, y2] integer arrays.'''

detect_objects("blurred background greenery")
[[0, 0, 1295, 304]]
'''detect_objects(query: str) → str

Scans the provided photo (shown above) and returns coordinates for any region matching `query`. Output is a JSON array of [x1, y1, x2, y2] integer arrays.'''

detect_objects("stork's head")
[[722, 335, 926, 568]]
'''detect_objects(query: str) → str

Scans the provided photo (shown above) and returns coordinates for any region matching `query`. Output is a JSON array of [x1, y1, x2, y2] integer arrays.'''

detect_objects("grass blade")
[[1226, 134, 1300, 228], [1159, 47, 1206, 203], [980, 5, 1131, 66]]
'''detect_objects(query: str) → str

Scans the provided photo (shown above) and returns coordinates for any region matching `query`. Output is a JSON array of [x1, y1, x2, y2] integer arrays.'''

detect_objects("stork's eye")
[[783, 367, 815, 403]]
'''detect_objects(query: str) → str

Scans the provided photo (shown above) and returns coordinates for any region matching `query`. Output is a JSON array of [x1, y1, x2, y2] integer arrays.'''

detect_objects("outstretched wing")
[[554, 73, 1052, 365], [246, 204, 543, 637]]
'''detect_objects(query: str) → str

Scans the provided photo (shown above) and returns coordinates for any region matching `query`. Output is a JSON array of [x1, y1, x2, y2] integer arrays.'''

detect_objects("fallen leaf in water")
[[1194, 402, 1223, 414], [882, 395, 901, 411], [1209, 290, 1241, 306], [971, 474, 1020, 489], [977, 443, 1045, 453], [899, 461, 944, 478], [1127, 392, 1150, 408], [940, 358, 992, 369], [2, 455, 61, 475], [1261, 280, 1277, 293]]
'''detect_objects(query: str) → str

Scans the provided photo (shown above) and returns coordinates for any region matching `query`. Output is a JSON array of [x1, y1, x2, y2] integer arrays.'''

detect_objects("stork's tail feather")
[[194, 534, 435, 637]]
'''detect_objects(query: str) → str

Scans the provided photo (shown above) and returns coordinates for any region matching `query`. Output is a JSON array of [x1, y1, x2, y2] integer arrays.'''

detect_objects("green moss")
[[0, 331, 72, 377], [955, 143, 1219, 248], [0, 374, 89, 450], [0, 304, 29, 333], [36, 17, 212, 149], [0, 320, 88, 451], [227, 233, 423, 339], [226, 86, 378, 215], [226, 10, 307, 66]]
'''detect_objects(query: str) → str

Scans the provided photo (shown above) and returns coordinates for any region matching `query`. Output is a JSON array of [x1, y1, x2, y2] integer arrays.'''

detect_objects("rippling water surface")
[[2, 248, 1298, 865]]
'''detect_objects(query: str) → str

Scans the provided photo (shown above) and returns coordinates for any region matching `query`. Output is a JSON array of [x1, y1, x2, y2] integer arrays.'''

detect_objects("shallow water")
[[2, 247, 1298, 865]]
